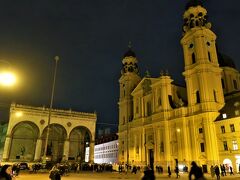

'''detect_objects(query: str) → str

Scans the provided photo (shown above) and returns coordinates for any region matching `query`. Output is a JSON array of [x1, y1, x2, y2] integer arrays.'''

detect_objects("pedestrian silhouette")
[[214, 165, 220, 180], [229, 166, 234, 175], [167, 166, 171, 178], [189, 161, 205, 180], [210, 165, 215, 178], [142, 166, 155, 180], [174, 166, 180, 178]]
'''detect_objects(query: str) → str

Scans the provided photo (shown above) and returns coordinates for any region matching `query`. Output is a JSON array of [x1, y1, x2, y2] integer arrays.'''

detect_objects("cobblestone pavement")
[[15, 171, 240, 180]]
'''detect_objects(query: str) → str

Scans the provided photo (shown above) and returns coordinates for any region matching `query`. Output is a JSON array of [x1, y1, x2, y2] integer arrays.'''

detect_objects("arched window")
[[158, 97, 161, 106], [233, 80, 238, 89], [213, 90, 217, 102], [221, 79, 225, 89], [208, 52, 211, 62], [192, 53, 196, 64], [146, 101, 152, 116], [196, 91, 200, 103]]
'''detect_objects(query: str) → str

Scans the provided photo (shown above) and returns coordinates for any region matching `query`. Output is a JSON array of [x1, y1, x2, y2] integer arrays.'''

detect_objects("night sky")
[[0, 0, 240, 134]]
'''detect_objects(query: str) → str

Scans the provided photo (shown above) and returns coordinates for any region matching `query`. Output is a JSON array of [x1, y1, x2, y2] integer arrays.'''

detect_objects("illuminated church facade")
[[118, 1, 240, 173]]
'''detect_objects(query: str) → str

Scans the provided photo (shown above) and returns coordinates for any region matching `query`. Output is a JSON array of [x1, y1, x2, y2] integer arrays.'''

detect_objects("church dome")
[[185, 0, 203, 10], [123, 49, 136, 58], [217, 52, 236, 68]]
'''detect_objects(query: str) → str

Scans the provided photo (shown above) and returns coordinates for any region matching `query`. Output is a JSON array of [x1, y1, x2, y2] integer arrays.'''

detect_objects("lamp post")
[[42, 56, 59, 164]]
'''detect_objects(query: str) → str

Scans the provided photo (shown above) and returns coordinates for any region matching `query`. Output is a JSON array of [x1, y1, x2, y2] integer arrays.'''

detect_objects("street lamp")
[[42, 56, 59, 164], [0, 60, 17, 87]]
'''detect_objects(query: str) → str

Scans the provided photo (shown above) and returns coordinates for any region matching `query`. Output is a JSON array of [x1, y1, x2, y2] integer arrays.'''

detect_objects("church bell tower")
[[181, 0, 225, 166], [118, 43, 141, 164], [181, 0, 224, 110]]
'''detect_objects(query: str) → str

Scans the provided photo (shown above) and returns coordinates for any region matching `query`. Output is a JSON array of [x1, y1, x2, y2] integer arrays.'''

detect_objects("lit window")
[[221, 126, 225, 133], [232, 140, 238, 150], [230, 124, 235, 132], [235, 110, 240, 116], [222, 113, 227, 119]]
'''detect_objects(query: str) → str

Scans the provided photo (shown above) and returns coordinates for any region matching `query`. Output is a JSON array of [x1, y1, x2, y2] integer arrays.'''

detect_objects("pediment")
[[131, 77, 159, 95]]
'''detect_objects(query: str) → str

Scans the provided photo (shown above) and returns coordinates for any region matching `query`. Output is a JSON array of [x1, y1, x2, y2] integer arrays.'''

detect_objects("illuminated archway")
[[41, 123, 67, 162], [223, 158, 232, 172], [9, 121, 39, 161], [69, 126, 92, 162]]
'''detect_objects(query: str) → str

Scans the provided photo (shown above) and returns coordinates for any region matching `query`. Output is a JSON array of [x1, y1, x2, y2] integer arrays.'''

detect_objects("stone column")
[[142, 128, 147, 166], [34, 138, 42, 161], [89, 141, 95, 163], [164, 121, 171, 167], [203, 115, 220, 166], [2, 136, 12, 161], [63, 139, 70, 161], [182, 117, 191, 166]]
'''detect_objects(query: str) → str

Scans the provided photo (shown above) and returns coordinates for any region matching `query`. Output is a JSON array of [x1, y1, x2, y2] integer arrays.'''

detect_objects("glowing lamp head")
[[0, 72, 16, 86], [15, 111, 23, 117]]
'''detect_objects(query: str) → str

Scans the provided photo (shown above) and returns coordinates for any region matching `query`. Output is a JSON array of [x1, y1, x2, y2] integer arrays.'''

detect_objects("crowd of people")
[[0, 161, 239, 180], [0, 164, 13, 180], [210, 164, 234, 180]]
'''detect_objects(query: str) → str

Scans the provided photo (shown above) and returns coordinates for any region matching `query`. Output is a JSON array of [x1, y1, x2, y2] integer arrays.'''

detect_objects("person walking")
[[229, 166, 234, 175], [210, 165, 215, 178], [167, 166, 171, 178], [215, 165, 220, 180], [175, 166, 180, 178], [142, 166, 155, 180], [49, 165, 61, 180], [222, 164, 226, 176], [0, 164, 13, 180], [189, 161, 205, 180]]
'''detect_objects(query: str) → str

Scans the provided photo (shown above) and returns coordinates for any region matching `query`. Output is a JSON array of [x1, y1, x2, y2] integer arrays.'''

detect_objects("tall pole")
[[42, 56, 59, 163], [126, 118, 129, 173]]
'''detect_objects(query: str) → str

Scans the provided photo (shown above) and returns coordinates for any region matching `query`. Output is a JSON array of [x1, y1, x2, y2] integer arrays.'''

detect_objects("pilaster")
[[63, 139, 70, 161], [89, 141, 95, 163], [2, 136, 12, 161], [34, 138, 42, 161]]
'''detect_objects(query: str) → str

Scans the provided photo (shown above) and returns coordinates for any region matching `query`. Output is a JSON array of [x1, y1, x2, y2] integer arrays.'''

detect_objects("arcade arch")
[[223, 158, 232, 172], [69, 126, 92, 162], [41, 124, 67, 162], [9, 121, 39, 161]]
